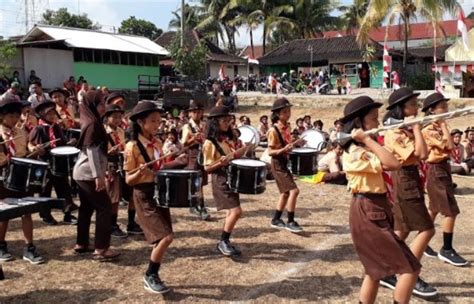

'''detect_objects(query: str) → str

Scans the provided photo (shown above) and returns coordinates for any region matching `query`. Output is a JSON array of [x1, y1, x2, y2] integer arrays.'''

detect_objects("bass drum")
[[238, 125, 260, 146], [301, 129, 327, 151]]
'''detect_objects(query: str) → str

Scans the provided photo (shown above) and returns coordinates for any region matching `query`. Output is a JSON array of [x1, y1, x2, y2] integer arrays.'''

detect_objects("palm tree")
[[292, 0, 339, 39], [357, 0, 459, 83], [168, 4, 202, 30], [227, 0, 261, 57], [339, 0, 369, 35]]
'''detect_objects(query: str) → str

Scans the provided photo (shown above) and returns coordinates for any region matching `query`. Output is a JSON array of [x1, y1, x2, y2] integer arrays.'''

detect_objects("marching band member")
[[72, 91, 119, 261], [202, 105, 244, 257], [123, 101, 175, 294], [17, 100, 37, 133], [0, 97, 44, 265], [421, 93, 468, 266], [341, 96, 419, 304], [180, 100, 210, 220], [381, 88, 437, 297], [462, 126, 474, 169], [50, 87, 78, 130], [450, 129, 470, 175], [28, 100, 78, 226], [267, 98, 303, 233]]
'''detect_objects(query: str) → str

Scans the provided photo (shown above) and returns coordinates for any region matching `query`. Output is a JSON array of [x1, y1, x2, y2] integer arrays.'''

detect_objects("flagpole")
[[247, 60, 249, 92]]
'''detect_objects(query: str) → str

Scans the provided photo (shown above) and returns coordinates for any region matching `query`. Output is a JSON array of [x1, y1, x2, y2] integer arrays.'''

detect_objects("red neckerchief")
[[61, 105, 75, 128], [147, 137, 162, 171], [40, 119, 58, 148], [451, 144, 462, 163], [110, 128, 124, 150], [279, 123, 291, 144], [4, 128, 16, 159]]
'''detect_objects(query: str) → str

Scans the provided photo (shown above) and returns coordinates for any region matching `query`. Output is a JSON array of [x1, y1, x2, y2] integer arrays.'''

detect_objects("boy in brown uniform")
[[421, 93, 468, 267]]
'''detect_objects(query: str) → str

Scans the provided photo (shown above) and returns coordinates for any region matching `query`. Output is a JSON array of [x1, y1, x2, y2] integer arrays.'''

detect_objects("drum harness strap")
[[272, 125, 287, 147], [107, 134, 120, 163], [136, 139, 155, 171]]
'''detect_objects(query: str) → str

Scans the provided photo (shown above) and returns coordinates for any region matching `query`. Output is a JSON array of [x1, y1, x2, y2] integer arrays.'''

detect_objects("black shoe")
[[217, 240, 239, 256], [63, 213, 78, 225], [190, 206, 201, 217], [379, 275, 397, 290], [23, 244, 45, 265], [229, 243, 241, 256], [413, 277, 438, 297], [111, 225, 128, 239], [271, 218, 286, 229], [286, 221, 303, 233], [0, 242, 13, 262], [200, 207, 210, 221], [127, 224, 144, 235], [143, 273, 170, 294], [42, 214, 58, 226], [424, 246, 438, 258], [438, 248, 468, 266]]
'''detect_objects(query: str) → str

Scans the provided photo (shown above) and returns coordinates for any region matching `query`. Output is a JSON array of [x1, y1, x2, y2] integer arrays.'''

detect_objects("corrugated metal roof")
[[19, 25, 168, 55]]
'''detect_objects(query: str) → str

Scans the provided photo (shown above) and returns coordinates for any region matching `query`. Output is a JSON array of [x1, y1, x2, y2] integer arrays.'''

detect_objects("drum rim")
[[10, 157, 49, 166], [230, 159, 266, 167], [291, 147, 318, 153], [157, 169, 201, 174], [50, 146, 81, 155]]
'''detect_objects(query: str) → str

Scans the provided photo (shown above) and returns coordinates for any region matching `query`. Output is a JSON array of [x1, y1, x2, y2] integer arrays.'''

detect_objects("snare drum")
[[228, 159, 267, 194], [288, 148, 318, 176], [154, 170, 202, 208], [4, 158, 49, 192], [301, 129, 327, 151], [50, 146, 80, 177], [238, 125, 260, 146]]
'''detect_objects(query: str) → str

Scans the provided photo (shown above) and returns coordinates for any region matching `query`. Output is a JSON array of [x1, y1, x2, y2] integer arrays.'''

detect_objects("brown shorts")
[[349, 193, 421, 280], [106, 172, 121, 205], [392, 166, 434, 232], [186, 147, 208, 185], [211, 168, 240, 211], [426, 160, 460, 217], [133, 184, 173, 244], [271, 156, 297, 193]]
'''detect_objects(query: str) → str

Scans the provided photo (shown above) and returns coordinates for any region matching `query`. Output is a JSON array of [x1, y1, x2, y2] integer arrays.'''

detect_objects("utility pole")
[[25, 0, 29, 32], [180, 0, 185, 47], [308, 45, 313, 76]]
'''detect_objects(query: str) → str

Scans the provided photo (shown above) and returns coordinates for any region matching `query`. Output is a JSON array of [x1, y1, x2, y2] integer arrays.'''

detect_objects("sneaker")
[[42, 214, 58, 226], [229, 243, 242, 256], [271, 218, 286, 229], [200, 207, 210, 221], [23, 245, 45, 265], [111, 225, 128, 239], [63, 213, 78, 225], [119, 199, 129, 207], [286, 221, 303, 233], [190, 206, 201, 217], [143, 273, 170, 294], [127, 224, 144, 235], [379, 275, 397, 290], [217, 240, 239, 256], [438, 248, 468, 267], [0, 242, 14, 262], [424, 246, 438, 258], [413, 277, 438, 297]]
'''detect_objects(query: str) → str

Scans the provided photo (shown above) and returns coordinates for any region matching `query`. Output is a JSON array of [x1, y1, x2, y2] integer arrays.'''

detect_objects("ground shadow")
[[0, 288, 117, 304]]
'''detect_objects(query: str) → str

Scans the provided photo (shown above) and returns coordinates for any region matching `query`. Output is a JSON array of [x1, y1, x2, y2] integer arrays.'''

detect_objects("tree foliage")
[[41, 8, 100, 30], [119, 16, 163, 39], [168, 32, 208, 80], [0, 41, 17, 77]]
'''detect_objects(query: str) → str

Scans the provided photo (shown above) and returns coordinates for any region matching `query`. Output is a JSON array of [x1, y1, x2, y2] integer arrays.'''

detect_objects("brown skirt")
[[349, 193, 421, 281], [392, 166, 434, 232], [106, 171, 121, 205], [133, 184, 173, 244], [426, 160, 460, 217], [211, 168, 240, 211], [185, 146, 208, 185], [271, 155, 297, 193]]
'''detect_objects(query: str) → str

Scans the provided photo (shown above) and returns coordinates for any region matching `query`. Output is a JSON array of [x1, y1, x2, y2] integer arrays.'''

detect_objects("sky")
[[1, 0, 474, 48]]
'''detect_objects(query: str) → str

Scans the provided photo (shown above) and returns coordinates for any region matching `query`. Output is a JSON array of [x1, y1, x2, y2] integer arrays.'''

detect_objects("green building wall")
[[73, 63, 160, 90]]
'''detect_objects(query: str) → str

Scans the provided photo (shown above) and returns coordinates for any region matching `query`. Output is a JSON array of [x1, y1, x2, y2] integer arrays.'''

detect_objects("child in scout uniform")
[[341, 96, 420, 304], [17, 100, 37, 133], [29, 100, 78, 226], [267, 98, 302, 233], [103, 104, 128, 238], [449, 129, 470, 175], [50, 87, 78, 129], [421, 93, 468, 267], [0, 97, 44, 265], [180, 100, 210, 220], [462, 126, 474, 168], [381, 88, 437, 297], [123, 101, 175, 294], [202, 105, 245, 257]]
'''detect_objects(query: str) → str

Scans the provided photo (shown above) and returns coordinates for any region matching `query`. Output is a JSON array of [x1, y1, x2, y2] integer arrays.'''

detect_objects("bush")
[[407, 72, 434, 90]]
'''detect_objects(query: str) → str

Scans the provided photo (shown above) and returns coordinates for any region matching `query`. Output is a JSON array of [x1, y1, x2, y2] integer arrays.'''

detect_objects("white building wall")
[[208, 62, 253, 79], [23, 48, 73, 89]]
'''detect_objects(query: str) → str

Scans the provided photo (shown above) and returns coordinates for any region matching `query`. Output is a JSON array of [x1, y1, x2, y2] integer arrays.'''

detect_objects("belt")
[[354, 193, 387, 199]]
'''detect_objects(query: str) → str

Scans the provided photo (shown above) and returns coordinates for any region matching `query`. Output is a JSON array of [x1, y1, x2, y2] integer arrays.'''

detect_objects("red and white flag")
[[458, 8, 470, 50], [382, 44, 392, 89], [218, 64, 227, 81], [248, 56, 259, 65]]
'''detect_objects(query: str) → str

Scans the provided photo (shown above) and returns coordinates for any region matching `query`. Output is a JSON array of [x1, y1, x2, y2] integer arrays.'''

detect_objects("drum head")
[[10, 157, 49, 166], [238, 125, 260, 146], [231, 159, 266, 167], [301, 130, 326, 151], [158, 169, 200, 175], [51, 146, 80, 155], [292, 147, 318, 154]]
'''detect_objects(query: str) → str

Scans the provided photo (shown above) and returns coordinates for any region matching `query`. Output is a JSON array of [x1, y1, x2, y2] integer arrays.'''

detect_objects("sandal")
[[74, 246, 94, 254], [92, 249, 120, 262]]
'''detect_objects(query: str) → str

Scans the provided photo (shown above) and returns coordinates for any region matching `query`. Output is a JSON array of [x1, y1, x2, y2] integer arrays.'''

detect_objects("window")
[[137, 53, 144, 66], [83, 49, 93, 62], [151, 55, 158, 66], [103, 50, 111, 64], [73, 49, 83, 61], [93, 50, 102, 63], [129, 53, 136, 65], [234, 65, 239, 76], [110, 51, 119, 64], [144, 54, 151, 66], [344, 64, 357, 76], [120, 52, 128, 65]]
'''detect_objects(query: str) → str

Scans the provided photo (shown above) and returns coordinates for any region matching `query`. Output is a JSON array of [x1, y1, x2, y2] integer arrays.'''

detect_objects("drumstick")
[[127, 146, 191, 174], [26, 138, 62, 158], [107, 143, 123, 154], [0, 135, 23, 145], [207, 143, 255, 168]]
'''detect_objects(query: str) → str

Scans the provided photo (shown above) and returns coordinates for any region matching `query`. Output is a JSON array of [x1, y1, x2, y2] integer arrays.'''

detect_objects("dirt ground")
[[1, 105, 473, 303]]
